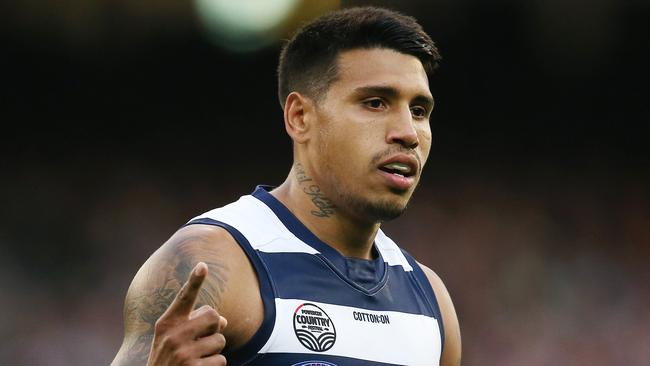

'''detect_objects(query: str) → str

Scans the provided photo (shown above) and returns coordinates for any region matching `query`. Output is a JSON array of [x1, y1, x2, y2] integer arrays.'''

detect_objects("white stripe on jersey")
[[191, 195, 413, 270], [261, 298, 441, 366], [190, 196, 320, 254]]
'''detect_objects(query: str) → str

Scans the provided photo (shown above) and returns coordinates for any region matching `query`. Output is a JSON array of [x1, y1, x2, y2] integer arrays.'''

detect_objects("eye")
[[363, 98, 387, 110], [410, 106, 428, 119]]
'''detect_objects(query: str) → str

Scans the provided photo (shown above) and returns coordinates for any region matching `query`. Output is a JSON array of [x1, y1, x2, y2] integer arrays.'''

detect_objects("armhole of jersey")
[[185, 218, 276, 365], [401, 250, 445, 351]]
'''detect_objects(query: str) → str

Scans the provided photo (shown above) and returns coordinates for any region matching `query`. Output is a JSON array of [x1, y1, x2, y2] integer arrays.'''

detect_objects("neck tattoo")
[[295, 163, 336, 218]]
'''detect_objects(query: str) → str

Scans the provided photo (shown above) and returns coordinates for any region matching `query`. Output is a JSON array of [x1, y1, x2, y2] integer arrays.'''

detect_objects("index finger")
[[164, 262, 208, 318]]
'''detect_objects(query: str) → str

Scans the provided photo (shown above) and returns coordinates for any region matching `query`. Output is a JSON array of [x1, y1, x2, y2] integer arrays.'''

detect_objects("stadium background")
[[1, 0, 648, 364]]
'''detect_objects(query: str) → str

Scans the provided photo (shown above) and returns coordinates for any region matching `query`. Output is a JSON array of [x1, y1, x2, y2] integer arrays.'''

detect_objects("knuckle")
[[201, 355, 226, 366], [162, 334, 181, 350], [216, 333, 226, 348], [206, 333, 226, 354], [172, 348, 191, 363], [205, 308, 220, 320], [177, 287, 189, 301], [154, 318, 169, 332]]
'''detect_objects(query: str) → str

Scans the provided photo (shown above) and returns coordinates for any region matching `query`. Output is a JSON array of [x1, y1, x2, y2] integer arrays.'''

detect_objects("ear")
[[283, 92, 315, 144]]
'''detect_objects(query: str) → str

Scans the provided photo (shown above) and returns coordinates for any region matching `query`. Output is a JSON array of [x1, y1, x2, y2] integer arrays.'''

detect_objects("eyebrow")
[[353, 85, 434, 109]]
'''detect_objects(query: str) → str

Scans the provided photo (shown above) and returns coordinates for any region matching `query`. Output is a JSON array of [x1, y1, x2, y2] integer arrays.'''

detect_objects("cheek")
[[322, 127, 375, 185], [418, 125, 433, 159]]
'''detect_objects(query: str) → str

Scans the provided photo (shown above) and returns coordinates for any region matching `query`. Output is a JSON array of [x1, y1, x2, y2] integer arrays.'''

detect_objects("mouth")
[[378, 161, 416, 178], [377, 155, 419, 190]]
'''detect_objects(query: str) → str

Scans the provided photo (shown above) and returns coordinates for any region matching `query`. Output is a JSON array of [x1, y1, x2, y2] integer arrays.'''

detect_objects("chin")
[[330, 175, 414, 222], [342, 192, 409, 222], [366, 200, 408, 222]]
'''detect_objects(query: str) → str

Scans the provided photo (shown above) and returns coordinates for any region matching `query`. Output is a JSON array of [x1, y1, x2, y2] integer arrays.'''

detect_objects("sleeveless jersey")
[[186, 186, 444, 366]]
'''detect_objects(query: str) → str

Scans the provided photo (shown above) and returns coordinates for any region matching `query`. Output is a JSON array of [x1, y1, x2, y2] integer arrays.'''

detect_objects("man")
[[112, 6, 461, 366]]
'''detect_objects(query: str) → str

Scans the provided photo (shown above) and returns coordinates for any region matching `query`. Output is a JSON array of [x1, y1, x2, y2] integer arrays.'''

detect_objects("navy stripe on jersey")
[[184, 218, 276, 365], [262, 251, 436, 316], [401, 249, 445, 349]]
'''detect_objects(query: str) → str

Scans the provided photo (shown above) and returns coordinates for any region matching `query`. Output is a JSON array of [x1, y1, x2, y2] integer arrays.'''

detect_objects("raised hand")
[[147, 262, 228, 366]]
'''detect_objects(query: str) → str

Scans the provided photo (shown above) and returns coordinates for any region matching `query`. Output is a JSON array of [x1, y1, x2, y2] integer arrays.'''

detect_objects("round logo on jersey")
[[293, 303, 336, 352]]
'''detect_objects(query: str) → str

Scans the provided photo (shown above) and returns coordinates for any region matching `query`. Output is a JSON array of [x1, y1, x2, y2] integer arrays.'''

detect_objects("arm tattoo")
[[295, 163, 337, 218], [123, 283, 176, 365], [117, 235, 230, 365]]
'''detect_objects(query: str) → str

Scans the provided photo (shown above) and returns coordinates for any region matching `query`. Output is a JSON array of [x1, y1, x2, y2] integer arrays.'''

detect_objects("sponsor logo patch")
[[293, 303, 336, 352], [291, 362, 338, 366], [353, 310, 391, 324]]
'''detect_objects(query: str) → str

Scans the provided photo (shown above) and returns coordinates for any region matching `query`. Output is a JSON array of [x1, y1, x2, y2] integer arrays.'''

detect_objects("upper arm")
[[418, 262, 462, 366], [111, 225, 236, 366]]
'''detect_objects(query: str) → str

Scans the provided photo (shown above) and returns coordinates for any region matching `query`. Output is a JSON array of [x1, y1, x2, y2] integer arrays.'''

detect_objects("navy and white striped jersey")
[[186, 186, 444, 366]]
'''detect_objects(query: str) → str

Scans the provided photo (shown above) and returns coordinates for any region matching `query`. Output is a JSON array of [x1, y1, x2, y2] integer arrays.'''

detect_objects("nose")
[[386, 106, 419, 148]]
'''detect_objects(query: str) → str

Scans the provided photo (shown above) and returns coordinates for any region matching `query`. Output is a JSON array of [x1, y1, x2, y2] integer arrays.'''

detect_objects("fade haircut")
[[277, 6, 441, 108]]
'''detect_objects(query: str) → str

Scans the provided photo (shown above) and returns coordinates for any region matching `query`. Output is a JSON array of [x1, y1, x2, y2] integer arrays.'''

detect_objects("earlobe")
[[284, 92, 312, 144]]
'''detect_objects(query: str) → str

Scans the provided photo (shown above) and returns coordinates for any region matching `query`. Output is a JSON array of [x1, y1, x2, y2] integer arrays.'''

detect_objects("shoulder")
[[156, 223, 249, 277], [126, 224, 250, 313], [116, 224, 263, 363], [416, 261, 462, 366]]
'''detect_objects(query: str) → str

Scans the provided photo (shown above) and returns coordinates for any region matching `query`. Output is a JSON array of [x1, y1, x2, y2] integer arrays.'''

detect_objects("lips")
[[377, 154, 419, 190], [378, 154, 418, 177], [379, 162, 414, 177]]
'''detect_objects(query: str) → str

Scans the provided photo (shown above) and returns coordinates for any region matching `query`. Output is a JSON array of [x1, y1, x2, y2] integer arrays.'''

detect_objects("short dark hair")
[[277, 6, 441, 108]]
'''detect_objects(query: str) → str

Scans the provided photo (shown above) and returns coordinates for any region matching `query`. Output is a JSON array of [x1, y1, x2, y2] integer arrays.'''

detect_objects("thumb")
[[219, 316, 228, 331]]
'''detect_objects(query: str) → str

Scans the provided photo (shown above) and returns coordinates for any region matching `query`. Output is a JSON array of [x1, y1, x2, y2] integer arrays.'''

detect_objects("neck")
[[271, 163, 380, 260]]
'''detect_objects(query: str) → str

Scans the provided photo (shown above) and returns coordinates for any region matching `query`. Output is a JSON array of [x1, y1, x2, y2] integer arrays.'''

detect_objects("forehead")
[[332, 48, 431, 97]]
